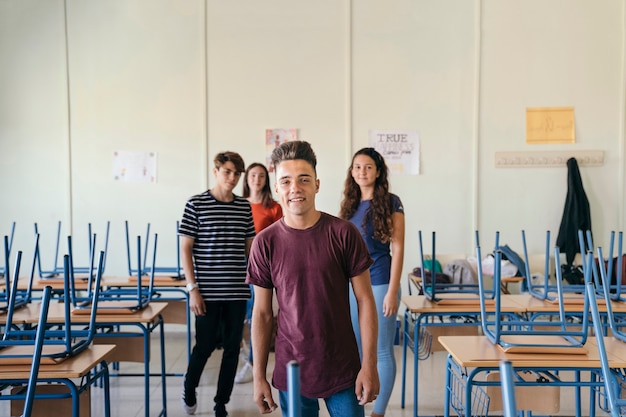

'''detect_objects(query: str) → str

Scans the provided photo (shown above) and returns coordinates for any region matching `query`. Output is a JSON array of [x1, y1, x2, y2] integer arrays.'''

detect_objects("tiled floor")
[[6, 322, 605, 417]]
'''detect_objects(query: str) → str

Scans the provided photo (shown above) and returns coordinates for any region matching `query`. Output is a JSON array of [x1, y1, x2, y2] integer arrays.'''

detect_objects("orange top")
[[250, 201, 283, 234]]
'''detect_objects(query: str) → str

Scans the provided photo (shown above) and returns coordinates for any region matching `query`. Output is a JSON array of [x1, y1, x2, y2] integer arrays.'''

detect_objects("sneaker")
[[234, 361, 253, 384], [181, 384, 197, 415], [239, 344, 250, 363], [214, 403, 228, 417]]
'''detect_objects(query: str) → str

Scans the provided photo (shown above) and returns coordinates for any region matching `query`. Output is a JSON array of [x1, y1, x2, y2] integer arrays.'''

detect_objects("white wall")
[[0, 0, 624, 285]]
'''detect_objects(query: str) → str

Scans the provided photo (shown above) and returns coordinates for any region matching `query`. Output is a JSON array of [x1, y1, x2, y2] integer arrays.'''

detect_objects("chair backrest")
[[20, 285, 53, 417], [0, 222, 16, 277], [595, 246, 626, 343], [498, 360, 518, 417], [586, 280, 626, 417], [0, 234, 37, 314], [419, 231, 487, 302], [35, 221, 109, 279], [1, 252, 103, 361], [34, 221, 62, 278], [125, 220, 150, 276], [582, 230, 626, 302], [479, 245, 590, 352], [126, 220, 183, 278], [75, 234, 155, 312]]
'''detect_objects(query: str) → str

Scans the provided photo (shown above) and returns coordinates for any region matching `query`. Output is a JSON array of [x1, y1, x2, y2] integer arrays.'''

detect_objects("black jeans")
[[184, 299, 247, 405]]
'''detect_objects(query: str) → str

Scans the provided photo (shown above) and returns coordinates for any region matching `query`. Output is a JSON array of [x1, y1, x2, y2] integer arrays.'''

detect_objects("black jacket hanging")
[[556, 157, 592, 266]]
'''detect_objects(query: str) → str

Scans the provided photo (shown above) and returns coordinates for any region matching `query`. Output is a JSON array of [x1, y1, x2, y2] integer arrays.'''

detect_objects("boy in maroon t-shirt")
[[247, 140, 379, 417]]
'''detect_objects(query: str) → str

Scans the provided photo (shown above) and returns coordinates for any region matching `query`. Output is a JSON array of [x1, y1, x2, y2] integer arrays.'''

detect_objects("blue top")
[[349, 194, 404, 286]]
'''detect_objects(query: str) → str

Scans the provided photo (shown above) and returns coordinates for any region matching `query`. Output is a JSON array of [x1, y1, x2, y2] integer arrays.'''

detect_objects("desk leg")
[[102, 360, 111, 417], [575, 370, 581, 417], [158, 315, 168, 417], [143, 325, 151, 417], [142, 317, 168, 417], [443, 355, 452, 417], [413, 320, 422, 417], [401, 310, 408, 409]]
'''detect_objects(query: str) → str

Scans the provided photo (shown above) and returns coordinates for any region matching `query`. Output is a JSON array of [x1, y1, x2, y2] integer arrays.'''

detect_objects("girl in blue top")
[[340, 147, 405, 417]]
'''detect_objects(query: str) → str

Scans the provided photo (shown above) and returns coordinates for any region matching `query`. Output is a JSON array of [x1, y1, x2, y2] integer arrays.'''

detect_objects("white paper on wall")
[[368, 130, 420, 175], [112, 150, 157, 183]]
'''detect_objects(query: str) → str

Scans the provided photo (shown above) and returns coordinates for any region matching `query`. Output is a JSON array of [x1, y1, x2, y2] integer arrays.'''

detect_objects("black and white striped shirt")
[[179, 190, 255, 301]]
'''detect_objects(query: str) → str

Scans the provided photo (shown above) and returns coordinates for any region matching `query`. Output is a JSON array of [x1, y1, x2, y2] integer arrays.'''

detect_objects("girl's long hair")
[[339, 148, 393, 243]]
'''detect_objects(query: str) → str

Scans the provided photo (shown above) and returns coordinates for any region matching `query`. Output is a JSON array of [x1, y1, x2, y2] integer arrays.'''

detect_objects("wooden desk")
[[400, 294, 527, 417], [21, 275, 191, 362], [105, 275, 191, 363], [11, 302, 167, 417], [0, 344, 115, 417], [439, 335, 626, 417]]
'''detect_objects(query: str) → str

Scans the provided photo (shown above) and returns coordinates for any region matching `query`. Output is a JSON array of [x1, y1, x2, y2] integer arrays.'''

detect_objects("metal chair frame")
[[125, 220, 183, 278], [418, 231, 494, 303], [586, 280, 626, 417], [478, 244, 590, 351], [0, 222, 16, 277], [35, 221, 110, 278]]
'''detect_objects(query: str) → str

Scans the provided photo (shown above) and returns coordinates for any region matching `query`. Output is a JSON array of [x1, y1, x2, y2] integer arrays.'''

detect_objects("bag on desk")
[[443, 259, 477, 287], [412, 267, 451, 295], [412, 267, 451, 284], [595, 254, 626, 287], [561, 263, 584, 285]]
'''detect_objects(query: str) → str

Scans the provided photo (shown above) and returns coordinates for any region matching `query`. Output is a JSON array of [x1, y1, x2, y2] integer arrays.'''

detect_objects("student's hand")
[[382, 292, 399, 317], [355, 365, 380, 405], [253, 379, 277, 414], [188, 290, 206, 316]]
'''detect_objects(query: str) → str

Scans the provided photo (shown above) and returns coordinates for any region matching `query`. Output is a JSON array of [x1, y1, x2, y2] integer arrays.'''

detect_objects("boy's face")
[[214, 161, 242, 192], [274, 159, 319, 219]]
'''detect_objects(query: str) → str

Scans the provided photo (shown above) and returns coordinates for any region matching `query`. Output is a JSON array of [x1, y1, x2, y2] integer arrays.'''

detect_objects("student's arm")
[[351, 270, 380, 405], [181, 236, 205, 316], [251, 286, 278, 414], [384, 211, 405, 317]]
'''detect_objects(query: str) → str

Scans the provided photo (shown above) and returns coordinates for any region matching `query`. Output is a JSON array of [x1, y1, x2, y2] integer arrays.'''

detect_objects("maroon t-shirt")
[[247, 212, 373, 398]]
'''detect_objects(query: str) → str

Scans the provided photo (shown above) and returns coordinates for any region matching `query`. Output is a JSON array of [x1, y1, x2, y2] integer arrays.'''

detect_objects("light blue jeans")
[[350, 283, 400, 416], [279, 386, 364, 417]]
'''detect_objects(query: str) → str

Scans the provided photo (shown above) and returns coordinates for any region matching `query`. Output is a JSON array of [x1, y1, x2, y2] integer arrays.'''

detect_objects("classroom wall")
[[0, 0, 624, 283]]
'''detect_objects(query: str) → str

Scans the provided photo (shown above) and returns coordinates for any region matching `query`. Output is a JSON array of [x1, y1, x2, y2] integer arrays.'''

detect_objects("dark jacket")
[[556, 158, 592, 266]]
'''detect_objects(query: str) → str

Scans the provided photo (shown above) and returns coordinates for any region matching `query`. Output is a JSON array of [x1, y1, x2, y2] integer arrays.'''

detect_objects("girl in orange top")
[[243, 162, 283, 233], [235, 162, 282, 383]]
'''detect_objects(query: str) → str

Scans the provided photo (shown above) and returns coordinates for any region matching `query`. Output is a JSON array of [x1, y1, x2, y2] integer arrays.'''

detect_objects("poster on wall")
[[526, 107, 575, 144], [112, 150, 157, 183], [368, 130, 420, 175], [265, 128, 298, 172]]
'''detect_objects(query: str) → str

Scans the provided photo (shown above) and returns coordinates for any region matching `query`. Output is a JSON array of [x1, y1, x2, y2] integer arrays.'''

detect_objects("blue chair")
[[75, 235, 156, 313], [0, 234, 39, 313], [521, 230, 587, 301], [498, 360, 519, 417], [0, 222, 16, 277], [35, 221, 110, 278], [418, 231, 491, 303], [593, 246, 626, 343], [125, 220, 183, 278], [478, 244, 590, 353], [580, 230, 626, 302], [586, 280, 626, 417], [11, 285, 53, 417], [2, 252, 104, 362]]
